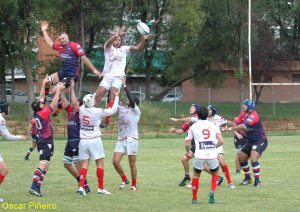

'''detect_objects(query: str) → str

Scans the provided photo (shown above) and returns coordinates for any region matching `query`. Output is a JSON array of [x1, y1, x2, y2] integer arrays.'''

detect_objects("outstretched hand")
[[40, 21, 48, 32], [169, 118, 179, 122]]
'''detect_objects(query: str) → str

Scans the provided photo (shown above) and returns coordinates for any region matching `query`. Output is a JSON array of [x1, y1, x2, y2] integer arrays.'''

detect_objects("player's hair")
[[207, 104, 217, 116], [31, 99, 42, 112], [196, 106, 208, 120], [0, 101, 9, 115], [58, 32, 68, 37], [77, 97, 83, 106], [133, 96, 140, 106]]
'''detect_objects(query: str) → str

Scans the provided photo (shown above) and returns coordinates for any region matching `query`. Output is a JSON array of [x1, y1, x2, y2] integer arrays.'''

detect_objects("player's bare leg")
[[128, 155, 137, 192], [179, 154, 191, 186], [94, 86, 108, 103], [113, 152, 129, 190]]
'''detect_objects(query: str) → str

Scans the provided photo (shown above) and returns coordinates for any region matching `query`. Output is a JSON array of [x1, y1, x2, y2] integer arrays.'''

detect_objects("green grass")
[[0, 135, 300, 211]]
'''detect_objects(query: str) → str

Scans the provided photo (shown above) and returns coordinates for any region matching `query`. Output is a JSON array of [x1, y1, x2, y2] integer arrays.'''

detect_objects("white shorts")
[[217, 145, 224, 154], [114, 137, 139, 155], [0, 153, 3, 162], [79, 137, 105, 160], [99, 76, 122, 91], [193, 158, 219, 171]]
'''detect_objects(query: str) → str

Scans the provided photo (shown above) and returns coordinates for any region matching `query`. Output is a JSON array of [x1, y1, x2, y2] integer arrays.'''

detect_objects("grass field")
[[1, 135, 300, 212]]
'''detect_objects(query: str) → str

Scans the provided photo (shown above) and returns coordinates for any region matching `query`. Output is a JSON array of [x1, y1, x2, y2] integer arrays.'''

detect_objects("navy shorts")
[[190, 139, 196, 153], [57, 70, 78, 82], [234, 136, 246, 149], [64, 139, 80, 157], [31, 134, 39, 143], [241, 139, 268, 157], [37, 137, 54, 161]]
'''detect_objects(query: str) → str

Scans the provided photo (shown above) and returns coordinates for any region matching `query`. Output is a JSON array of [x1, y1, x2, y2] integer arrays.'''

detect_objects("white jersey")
[[102, 44, 131, 77], [207, 115, 227, 128], [186, 120, 221, 159], [0, 114, 23, 140], [117, 104, 140, 140], [79, 97, 119, 139]]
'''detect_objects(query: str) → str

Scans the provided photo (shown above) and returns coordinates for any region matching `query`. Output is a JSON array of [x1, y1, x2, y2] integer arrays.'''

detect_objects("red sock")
[[105, 101, 114, 123], [0, 174, 5, 184], [211, 174, 219, 192], [79, 168, 87, 188], [191, 178, 199, 200], [97, 168, 104, 189], [221, 164, 232, 184], [132, 178, 137, 187], [121, 175, 127, 182]]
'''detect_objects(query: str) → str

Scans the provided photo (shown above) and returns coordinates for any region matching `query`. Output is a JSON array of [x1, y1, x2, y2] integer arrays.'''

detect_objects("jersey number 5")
[[83, 115, 90, 125]]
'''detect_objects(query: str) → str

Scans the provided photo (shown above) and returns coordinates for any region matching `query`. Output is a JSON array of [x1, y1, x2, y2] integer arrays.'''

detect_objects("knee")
[[112, 159, 119, 167], [64, 163, 71, 169], [0, 167, 9, 176]]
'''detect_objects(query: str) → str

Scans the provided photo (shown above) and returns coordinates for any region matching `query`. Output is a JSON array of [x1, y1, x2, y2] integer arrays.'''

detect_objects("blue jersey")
[[53, 41, 85, 78], [66, 105, 80, 141], [234, 110, 267, 142]]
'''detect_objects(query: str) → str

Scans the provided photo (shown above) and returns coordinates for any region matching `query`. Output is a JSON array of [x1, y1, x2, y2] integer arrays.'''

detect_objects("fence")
[[6, 120, 300, 139]]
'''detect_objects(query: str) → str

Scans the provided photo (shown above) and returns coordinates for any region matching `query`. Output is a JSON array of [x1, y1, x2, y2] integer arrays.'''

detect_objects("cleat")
[[179, 175, 191, 186], [29, 188, 42, 197], [24, 157, 29, 161], [217, 176, 223, 186], [78, 187, 86, 195], [254, 179, 261, 188], [84, 185, 91, 193], [130, 186, 137, 192], [191, 199, 197, 204], [240, 178, 252, 185], [119, 180, 129, 190], [97, 188, 112, 195], [0, 198, 5, 203], [228, 183, 236, 189], [208, 191, 215, 204]]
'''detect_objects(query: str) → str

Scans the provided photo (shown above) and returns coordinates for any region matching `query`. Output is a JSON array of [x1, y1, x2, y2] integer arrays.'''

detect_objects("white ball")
[[137, 22, 150, 35], [83, 94, 95, 108]]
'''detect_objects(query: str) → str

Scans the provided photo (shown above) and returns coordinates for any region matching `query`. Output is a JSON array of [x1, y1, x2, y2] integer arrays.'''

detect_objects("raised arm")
[[105, 26, 126, 49], [69, 80, 80, 112], [130, 35, 148, 53], [40, 21, 54, 48], [81, 55, 102, 78], [122, 78, 136, 108]]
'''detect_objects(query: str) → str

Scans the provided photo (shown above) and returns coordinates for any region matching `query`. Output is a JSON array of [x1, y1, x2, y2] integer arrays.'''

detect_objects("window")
[[292, 74, 300, 82]]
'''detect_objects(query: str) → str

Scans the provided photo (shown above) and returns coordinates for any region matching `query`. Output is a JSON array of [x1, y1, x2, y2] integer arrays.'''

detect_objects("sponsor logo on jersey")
[[81, 125, 94, 131], [199, 141, 215, 149]]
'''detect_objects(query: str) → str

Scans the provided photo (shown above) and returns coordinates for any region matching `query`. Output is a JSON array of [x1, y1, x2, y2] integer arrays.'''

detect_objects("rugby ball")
[[137, 22, 150, 35]]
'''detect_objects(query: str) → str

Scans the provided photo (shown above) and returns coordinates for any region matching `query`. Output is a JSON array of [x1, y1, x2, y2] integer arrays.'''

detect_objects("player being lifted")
[[185, 106, 223, 204], [93, 26, 148, 127], [112, 78, 141, 192], [40, 21, 101, 115]]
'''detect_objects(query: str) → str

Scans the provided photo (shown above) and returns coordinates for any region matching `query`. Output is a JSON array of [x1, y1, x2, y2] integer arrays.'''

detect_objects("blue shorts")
[[31, 134, 39, 143], [57, 70, 78, 82], [37, 137, 54, 161], [234, 136, 246, 150], [64, 139, 80, 157], [241, 139, 268, 156]]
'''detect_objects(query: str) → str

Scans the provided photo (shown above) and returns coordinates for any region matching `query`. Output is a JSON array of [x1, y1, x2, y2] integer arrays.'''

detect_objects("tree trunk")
[[0, 57, 6, 102], [22, 57, 35, 120]]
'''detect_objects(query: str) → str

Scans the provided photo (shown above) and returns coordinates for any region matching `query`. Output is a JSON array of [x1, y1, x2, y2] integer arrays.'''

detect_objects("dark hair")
[[0, 101, 9, 115], [31, 99, 42, 112], [196, 106, 208, 120], [133, 96, 140, 106], [77, 97, 83, 106]]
